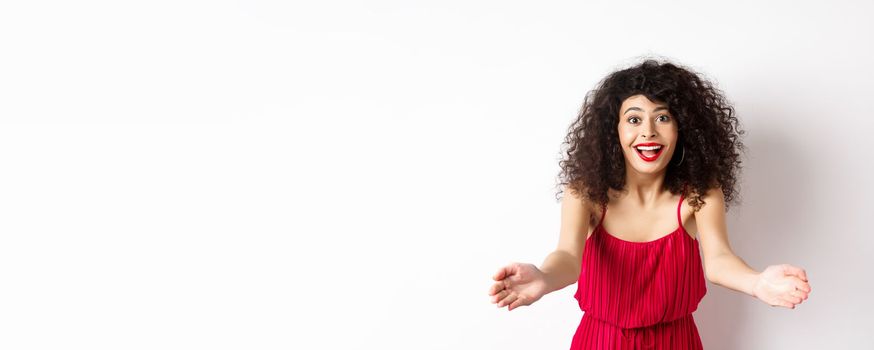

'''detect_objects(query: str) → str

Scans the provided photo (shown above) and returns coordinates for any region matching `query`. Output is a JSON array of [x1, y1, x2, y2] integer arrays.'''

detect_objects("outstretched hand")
[[487, 262, 548, 311], [752, 264, 811, 309]]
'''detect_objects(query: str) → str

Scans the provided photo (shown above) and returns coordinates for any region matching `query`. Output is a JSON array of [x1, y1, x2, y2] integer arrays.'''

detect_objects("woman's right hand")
[[488, 262, 549, 311]]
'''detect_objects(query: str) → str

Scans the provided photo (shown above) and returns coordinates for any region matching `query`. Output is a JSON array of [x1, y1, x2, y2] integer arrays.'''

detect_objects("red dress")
[[570, 186, 707, 349]]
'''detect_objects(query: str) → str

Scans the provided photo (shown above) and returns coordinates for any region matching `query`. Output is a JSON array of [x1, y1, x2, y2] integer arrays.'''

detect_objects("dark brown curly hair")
[[555, 57, 747, 212]]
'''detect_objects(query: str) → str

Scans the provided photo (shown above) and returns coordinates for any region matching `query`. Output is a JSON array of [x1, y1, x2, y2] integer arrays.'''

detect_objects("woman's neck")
[[621, 167, 668, 208]]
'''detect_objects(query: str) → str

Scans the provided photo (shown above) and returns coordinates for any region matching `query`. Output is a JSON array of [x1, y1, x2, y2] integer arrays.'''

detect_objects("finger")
[[771, 300, 795, 309], [491, 290, 508, 304], [781, 282, 805, 304], [786, 276, 808, 292], [497, 292, 518, 309], [792, 281, 811, 298], [793, 279, 811, 293], [493, 264, 515, 281], [492, 267, 505, 281], [791, 289, 809, 301], [488, 281, 505, 296], [780, 293, 802, 305], [782, 264, 808, 282], [508, 295, 529, 311]]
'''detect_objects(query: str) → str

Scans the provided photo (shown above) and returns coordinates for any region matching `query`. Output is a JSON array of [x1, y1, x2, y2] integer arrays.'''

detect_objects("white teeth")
[[635, 145, 662, 151]]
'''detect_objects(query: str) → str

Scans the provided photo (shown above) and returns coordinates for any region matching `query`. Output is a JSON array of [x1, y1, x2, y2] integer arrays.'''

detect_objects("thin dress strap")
[[677, 183, 687, 228]]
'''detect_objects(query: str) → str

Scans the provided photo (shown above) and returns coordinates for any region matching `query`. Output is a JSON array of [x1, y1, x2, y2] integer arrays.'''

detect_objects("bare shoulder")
[[562, 184, 595, 215], [692, 185, 726, 218], [554, 185, 594, 265], [691, 184, 734, 264]]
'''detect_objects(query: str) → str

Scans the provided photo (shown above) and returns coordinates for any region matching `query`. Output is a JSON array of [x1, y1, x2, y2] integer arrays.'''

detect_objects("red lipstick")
[[633, 143, 664, 162]]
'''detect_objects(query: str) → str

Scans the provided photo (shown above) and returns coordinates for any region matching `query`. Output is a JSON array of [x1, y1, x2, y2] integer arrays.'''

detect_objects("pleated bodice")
[[572, 188, 707, 329]]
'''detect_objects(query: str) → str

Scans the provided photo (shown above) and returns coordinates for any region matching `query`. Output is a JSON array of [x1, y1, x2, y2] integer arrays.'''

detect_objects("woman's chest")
[[585, 204, 699, 242]]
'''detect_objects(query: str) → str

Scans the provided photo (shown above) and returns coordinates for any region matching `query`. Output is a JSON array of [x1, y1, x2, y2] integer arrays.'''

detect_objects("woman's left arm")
[[695, 186, 812, 309]]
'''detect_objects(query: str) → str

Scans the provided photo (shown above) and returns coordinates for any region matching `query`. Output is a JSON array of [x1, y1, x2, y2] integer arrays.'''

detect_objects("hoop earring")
[[674, 146, 685, 166]]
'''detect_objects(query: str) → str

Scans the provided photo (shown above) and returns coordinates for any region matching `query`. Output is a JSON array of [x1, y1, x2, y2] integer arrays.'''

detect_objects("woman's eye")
[[627, 115, 669, 124]]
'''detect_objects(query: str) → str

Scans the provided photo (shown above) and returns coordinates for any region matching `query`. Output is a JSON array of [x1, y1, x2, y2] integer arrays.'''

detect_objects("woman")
[[486, 58, 812, 349]]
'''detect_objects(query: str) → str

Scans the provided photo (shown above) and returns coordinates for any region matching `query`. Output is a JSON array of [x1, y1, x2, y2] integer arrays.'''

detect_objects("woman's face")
[[617, 94, 678, 175]]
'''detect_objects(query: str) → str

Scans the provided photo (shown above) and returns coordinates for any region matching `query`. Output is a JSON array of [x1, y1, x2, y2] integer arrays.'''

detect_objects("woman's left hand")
[[752, 264, 811, 309]]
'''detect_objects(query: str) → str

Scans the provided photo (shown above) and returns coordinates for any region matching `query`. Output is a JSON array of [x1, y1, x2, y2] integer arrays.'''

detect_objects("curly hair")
[[555, 57, 747, 213]]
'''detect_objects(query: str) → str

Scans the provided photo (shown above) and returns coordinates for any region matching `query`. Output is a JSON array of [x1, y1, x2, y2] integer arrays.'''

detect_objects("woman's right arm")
[[488, 187, 592, 311], [539, 188, 591, 294]]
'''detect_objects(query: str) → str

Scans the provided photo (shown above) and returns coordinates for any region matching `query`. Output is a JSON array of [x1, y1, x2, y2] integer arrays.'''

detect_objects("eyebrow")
[[623, 106, 669, 115]]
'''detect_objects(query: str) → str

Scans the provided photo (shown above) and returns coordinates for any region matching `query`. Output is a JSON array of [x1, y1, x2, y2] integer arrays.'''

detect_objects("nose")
[[640, 127, 656, 138]]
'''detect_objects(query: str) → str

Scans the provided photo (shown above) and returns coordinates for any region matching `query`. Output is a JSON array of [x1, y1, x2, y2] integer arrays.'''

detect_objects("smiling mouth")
[[634, 145, 664, 162]]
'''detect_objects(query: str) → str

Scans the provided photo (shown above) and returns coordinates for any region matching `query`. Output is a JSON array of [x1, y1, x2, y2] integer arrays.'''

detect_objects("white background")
[[1, 1, 872, 349]]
